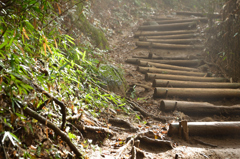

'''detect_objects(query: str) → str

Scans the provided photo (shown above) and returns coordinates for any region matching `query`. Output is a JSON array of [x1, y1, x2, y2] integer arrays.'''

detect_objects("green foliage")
[[0, 0, 126, 157]]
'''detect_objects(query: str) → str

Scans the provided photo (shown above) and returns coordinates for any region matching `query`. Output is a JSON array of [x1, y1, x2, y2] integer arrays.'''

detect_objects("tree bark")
[[154, 88, 240, 99], [160, 100, 240, 115], [137, 67, 206, 77], [134, 30, 197, 37], [146, 73, 227, 82], [168, 122, 240, 136], [136, 41, 204, 50], [139, 22, 196, 31], [153, 79, 240, 88]]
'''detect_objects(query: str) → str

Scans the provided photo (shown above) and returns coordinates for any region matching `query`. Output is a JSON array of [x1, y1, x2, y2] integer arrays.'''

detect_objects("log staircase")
[[126, 12, 240, 138]]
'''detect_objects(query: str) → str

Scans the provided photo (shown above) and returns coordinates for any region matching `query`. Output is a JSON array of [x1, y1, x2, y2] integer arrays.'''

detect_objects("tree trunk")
[[146, 73, 227, 82], [153, 79, 240, 88], [139, 22, 196, 31], [153, 88, 240, 99], [160, 100, 240, 115], [168, 122, 240, 136], [136, 42, 203, 50], [134, 30, 197, 37], [137, 67, 206, 77]]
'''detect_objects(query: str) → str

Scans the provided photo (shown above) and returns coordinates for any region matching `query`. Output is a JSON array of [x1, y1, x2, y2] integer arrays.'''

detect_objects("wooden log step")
[[150, 17, 176, 21], [153, 88, 239, 99], [175, 11, 221, 19], [125, 58, 139, 64], [139, 22, 196, 31], [137, 67, 206, 77], [136, 42, 203, 50], [133, 54, 202, 60], [143, 18, 208, 25], [134, 30, 197, 37], [146, 73, 227, 82], [138, 60, 203, 67], [160, 100, 240, 115], [141, 39, 203, 45], [153, 79, 240, 88], [147, 62, 199, 72], [168, 122, 240, 137], [139, 33, 199, 40]]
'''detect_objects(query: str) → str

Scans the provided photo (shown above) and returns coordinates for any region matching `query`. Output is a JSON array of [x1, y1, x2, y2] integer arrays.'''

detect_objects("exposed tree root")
[[127, 98, 175, 122], [22, 105, 83, 157], [33, 83, 67, 130], [109, 118, 139, 132], [115, 138, 134, 159], [137, 136, 173, 149]]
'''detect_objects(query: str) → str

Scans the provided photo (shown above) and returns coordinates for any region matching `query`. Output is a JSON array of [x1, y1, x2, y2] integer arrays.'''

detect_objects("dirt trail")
[[107, 12, 240, 159]]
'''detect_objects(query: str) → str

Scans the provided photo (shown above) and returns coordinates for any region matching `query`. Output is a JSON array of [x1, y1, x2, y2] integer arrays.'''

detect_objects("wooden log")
[[139, 22, 196, 31], [138, 60, 203, 67], [136, 42, 204, 50], [125, 58, 139, 64], [148, 54, 202, 60], [137, 67, 206, 77], [168, 122, 240, 136], [142, 39, 203, 45], [160, 100, 240, 115], [147, 62, 199, 72], [134, 30, 197, 37], [139, 33, 198, 40], [143, 18, 208, 25], [175, 11, 221, 19], [133, 54, 202, 60], [146, 73, 227, 82], [150, 17, 176, 21], [153, 88, 240, 99], [153, 79, 240, 88], [156, 18, 208, 24]]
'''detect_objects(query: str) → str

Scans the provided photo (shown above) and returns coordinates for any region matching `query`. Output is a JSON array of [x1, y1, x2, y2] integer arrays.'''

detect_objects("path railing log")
[[168, 122, 240, 137], [153, 79, 240, 88], [154, 88, 240, 99], [160, 100, 240, 115]]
